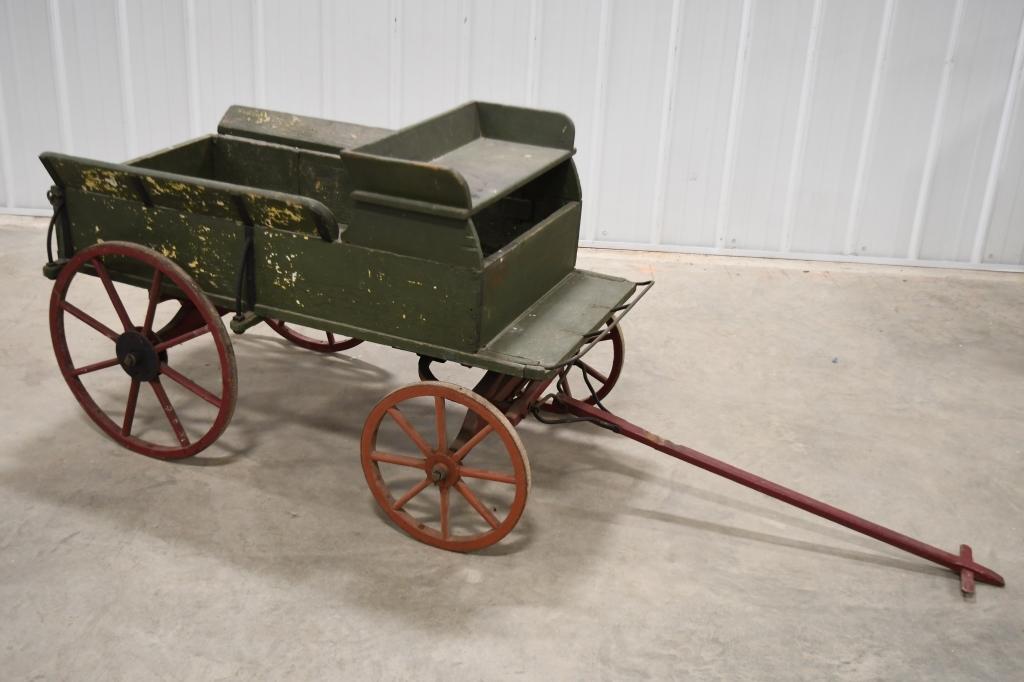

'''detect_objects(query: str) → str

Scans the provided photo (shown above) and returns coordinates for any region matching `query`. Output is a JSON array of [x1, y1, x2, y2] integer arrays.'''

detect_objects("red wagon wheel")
[[50, 241, 237, 459], [361, 381, 530, 552], [558, 321, 625, 405], [264, 319, 362, 353]]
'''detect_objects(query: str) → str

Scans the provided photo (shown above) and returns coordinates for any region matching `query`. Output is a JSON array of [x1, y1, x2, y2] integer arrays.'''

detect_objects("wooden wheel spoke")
[[440, 486, 450, 539], [122, 379, 140, 436], [160, 363, 221, 408], [434, 396, 446, 451], [142, 269, 162, 333], [371, 451, 426, 469], [150, 379, 190, 447], [455, 480, 499, 529], [578, 360, 608, 384], [458, 466, 516, 485], [450, 423, 494, 464], [71, 356, 121, 376], [61, 301, 120, 342], [91, 258, 133, 332], [393, 478, 431, 511], [386, 407, 434, 457], [153, 324, 210, 352]]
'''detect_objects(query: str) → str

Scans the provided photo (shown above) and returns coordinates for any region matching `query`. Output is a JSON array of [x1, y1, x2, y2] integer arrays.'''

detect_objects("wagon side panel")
[[59, 188, 245, 305], [253, 230, 482, 351]]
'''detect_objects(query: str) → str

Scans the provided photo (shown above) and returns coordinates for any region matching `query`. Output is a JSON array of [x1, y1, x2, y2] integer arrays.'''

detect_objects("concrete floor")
[[1, 215, 1022, 680]]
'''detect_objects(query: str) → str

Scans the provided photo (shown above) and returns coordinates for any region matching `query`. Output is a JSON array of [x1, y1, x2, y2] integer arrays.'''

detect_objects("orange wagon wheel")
[[361, 381, 530, 552], [264, 319, 362, 353], [49, 241, 237, 459]]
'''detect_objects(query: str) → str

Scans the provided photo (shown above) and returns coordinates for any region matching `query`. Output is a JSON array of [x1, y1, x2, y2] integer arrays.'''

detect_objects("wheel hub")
[[115, 330, 161, 381], [425, 452, 460, 488]]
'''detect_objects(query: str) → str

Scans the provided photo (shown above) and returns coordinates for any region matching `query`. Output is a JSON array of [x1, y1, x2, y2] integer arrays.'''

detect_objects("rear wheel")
[[49, 241, 237, 459], [265, 319, 362, 353], [361, 381, 530, 552]]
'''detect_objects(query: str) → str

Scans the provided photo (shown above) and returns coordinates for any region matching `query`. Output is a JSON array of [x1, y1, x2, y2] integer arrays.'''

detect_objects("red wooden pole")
[[554, 394, 1004, 593]]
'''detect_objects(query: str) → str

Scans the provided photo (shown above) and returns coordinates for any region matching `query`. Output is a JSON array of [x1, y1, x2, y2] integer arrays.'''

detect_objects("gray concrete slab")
[[1, 216, 1022, 680]]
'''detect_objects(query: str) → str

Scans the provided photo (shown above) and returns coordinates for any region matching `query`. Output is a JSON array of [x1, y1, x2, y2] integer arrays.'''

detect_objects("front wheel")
[[361, 381, 530, 552], [49, 241, 237, 459]]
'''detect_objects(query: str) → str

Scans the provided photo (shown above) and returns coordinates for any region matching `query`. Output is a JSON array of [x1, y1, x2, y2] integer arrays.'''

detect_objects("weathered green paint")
[[254, 227, 481, 351], [39, 102, 640, 379], [480, 201, 581, 344], [217, 105, 391, 154], [344, 204, 482, 267], [343, 101, 576, 217]]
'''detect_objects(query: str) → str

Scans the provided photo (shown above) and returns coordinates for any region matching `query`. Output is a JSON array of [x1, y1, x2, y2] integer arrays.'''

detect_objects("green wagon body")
[[42, 102, 637, 379]]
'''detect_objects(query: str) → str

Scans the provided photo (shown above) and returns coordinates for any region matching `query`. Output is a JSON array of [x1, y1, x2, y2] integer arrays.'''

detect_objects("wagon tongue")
[[545, 393, 1004, 596]]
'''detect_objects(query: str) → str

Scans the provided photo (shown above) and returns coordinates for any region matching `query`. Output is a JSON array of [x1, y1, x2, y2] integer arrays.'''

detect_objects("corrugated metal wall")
[[2, 0, 1024, 269]]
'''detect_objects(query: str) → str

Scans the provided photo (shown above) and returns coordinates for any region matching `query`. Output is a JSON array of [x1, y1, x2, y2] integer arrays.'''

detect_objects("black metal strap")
[[45, 186, 67, 265], [232, 196, 257, 319], [233, 224, 256, 319]]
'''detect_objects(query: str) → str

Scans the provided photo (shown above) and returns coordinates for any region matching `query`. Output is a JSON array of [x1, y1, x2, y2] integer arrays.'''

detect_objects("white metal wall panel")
[[325, 1, 391, 127], [192, 0, 256, 133], [720, 0, 813, 252], [789, 0, 884, 256], [853, 0, 956, 258], [395, 0, 462, 127], [660, 0, 744, 248], [58, 0, 126, 159], [125, 0, 192, 154], [533, 0, 603, 239], [2, 0, 1024, 268], [467, 0, 532, 105], [985, 48, 1024, 265], [917, 0, 1024, 262], [591, 0, 673, 243], [262, 0, 323, 118], [1, 0, 61, 208]]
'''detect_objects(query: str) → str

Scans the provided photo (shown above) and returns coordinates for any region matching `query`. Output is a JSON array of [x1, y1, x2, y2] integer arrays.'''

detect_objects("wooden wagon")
[[39, 102, 1003, 593]]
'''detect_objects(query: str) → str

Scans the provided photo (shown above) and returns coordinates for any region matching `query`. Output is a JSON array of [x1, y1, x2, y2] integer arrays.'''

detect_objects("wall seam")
[[46, 0, 73, 152], [713, 0, 754, 249], [649, 0, 685, 245], [388, 0, 402, 127], [320, 0, 332, 118], [0, 44, 13, 207], [183, 0, 202, 135], [779, 0, 824, 253], [844, 0, 896, 256], [908, 0, 964, 260], [585, 0, 612, 241], [114, 0, 138, 156], [458, 0, 471, 101], [526, 0, 541, 105], [971, 4, 1024, 263], [252, 0, 266, 107]]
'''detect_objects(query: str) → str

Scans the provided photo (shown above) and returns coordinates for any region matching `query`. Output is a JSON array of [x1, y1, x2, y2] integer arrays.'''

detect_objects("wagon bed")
[[42, 102, 639, 378]]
